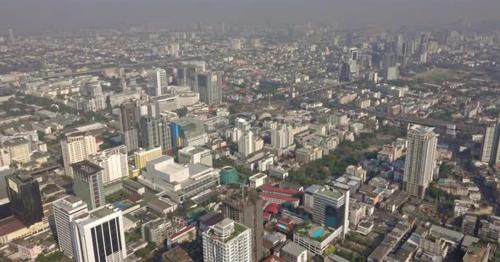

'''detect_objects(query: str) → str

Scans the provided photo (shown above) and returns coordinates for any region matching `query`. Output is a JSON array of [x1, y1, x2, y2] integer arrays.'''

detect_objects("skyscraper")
[[88, 145, 128, 184], [481, 121, 500, 167], [238, 130, 254, 158], [339, 62, 351, 82], [221, 189, 264, 262], [8, 28, 14, 42], [61, 131, 98, 177], [119, 100, 140, 152], [312, 186, 350, 239], [53, 196, 88, 258], [148, 68, 168, 97], [202, 218, 251, 262], [271, 124, 294, 149], [169, 117, 208, 151], [71, 207, 127, 262], [80, 82, 106, 112], [197, 72, 222, 105], [139, 115, 172, 153], [6, 174, 43, 226], [187, 66, 200, 92], [72, 160, 105, 210], [403, 124, 438, 199]]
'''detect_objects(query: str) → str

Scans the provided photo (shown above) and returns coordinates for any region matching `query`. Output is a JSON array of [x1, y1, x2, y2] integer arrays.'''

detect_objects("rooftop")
[[281, 241, 307, 257], [71, 160, 103, 176]]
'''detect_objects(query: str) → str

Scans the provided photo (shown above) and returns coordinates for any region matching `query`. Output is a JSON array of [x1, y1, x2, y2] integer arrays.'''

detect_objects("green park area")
[[414, 68, 467, 83], [288, 126, 405, 185]]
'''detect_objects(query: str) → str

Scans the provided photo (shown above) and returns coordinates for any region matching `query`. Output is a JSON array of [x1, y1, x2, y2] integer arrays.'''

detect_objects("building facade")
[[61, 132, 98, 177], [481, 121, 500, 167], [119, 100, 140, 152], [89, 145, 128, 184], [71, 207, 127, 262], [312, 186, 350, 239], [221, 189, 264, 262], [6, 174, 43, 226], [52, 196, 88, 258], [72, 160, 105, 210], [202, 218, 251, 262], [139, 116, 173, 153], [197, 72, 222, 105], [403, 124, 438, 199], [148, 68, 168, 97]]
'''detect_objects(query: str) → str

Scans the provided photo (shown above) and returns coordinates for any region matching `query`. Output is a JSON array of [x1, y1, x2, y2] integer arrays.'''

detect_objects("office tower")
[[386, 65, 400, 81], [230, 38, 243, 50], [312, 186, 350, 238], [231, 118, 250, 143], [202, 218, 251, 262], [81, 82, 106, 112], [139, 116, 172, 153], [88, 145, 128, 184], [271, 124, 294, 149], [187, 66, 199, 92], [170, 117, 208, 151], [72, 160, 105, 210], [52, 196, 88, 258], [238, 130, 254, 158], [221, 189, 264, 262], [348, 47, 359, 79], [72, 207, 127, 262], [339, 62, 351, 82], [176, 66, 188, 86], [8, 28, 14, 42], [349, 47, 358, 61], [396, 34, 405, 56], [403, 124, 438, 199], [6, 174, 43, 226], [119, 100, 140, 152], [148, 68, 168, 97], [481, 121, 500, 167], [61, 131, 98, 177], [197, 72, 222, 105], [236, 118, 250, 133]]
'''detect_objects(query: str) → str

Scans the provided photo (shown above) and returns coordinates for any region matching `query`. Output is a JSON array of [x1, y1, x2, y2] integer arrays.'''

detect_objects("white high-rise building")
[[53, 196, 88, 258], [61, 132, 98, 177], [148, 68, 168, 97], [231, 118, 250, 143], [403, 124, 438, 199], [271, 124, 294, 149], [88, 145, 128, 184], [238, 130, 254, 158], [72, 207, 127, 262], [202, 218, 251, 262], [236, 118, 250, 133], [312, 186, 350, 239], [481, 121, 500, 167]]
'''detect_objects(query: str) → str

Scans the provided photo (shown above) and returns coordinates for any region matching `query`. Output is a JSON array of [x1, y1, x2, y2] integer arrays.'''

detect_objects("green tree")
[[175, 107, 188, 117]]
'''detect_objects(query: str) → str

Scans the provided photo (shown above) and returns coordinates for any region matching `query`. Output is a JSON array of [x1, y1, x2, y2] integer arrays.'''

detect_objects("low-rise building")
[[139, 156, 219, 203]]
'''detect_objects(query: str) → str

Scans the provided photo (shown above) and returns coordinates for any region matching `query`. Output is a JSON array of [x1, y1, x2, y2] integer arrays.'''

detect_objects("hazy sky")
[[1, 0, 500, 34]]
